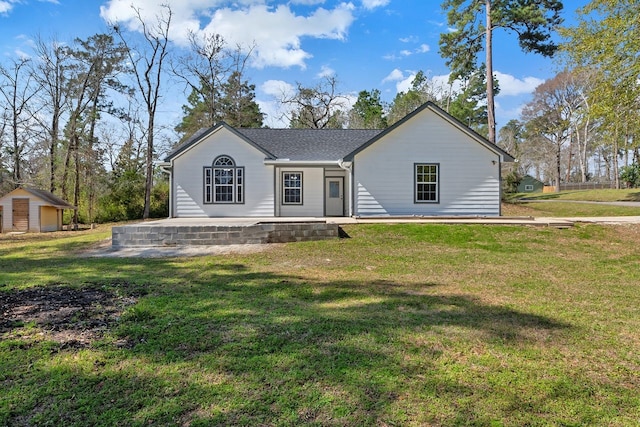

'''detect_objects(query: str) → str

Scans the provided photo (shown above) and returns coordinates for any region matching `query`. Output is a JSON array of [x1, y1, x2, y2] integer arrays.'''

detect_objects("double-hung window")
[[204, 155, 244, 204], [415, 163, 439, 203], [282, 172, 302, 204]]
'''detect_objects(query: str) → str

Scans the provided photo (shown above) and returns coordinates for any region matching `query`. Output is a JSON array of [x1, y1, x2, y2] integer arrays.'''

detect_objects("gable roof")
[[0, 187, 76, 209], [164, 122, 277, 162], [344, 101, 515, 162], [164, 101, 514, 164]]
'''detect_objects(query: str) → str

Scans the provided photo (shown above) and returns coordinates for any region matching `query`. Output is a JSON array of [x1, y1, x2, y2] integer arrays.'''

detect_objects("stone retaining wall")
[[112, 222, 340, 247]]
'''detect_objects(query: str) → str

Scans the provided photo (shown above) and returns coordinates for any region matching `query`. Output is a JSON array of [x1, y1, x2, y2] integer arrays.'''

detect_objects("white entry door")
[[325, 177, 344, 216]]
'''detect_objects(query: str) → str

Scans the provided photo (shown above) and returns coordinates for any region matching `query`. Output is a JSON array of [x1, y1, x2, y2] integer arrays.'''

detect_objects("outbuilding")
[[517, 175, 545, 193], [0, 187, 76, 233]]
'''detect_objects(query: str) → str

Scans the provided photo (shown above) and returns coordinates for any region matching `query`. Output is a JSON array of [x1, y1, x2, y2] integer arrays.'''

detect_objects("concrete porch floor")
[[126, 215, 580, 227]]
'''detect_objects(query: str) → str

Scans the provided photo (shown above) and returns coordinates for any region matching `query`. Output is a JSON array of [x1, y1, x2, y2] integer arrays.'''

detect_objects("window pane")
[[214, 156, 234, 166], [329, 181, 340, 198], [415, 164, 438, 202], [283, 172, 302, 204]]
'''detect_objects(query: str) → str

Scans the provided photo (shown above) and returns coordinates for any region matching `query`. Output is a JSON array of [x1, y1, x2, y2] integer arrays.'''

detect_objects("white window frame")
[[282, 172, 303, 205], [415, 163, 439, 203], [204, 155, 244, 204]]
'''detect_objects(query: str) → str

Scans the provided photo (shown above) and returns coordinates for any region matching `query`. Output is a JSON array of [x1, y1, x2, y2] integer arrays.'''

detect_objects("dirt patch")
[[0, 284, 140, 348]]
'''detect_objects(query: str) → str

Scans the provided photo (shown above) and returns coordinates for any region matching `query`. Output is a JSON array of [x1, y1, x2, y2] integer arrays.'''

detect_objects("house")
[[0, 187, 76, 233], [517, 175, 544, 193], [162, 102, 515, 219]]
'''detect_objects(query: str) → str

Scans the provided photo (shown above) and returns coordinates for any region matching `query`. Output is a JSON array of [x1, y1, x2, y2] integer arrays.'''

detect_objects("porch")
[[112, 217, 341, 247]]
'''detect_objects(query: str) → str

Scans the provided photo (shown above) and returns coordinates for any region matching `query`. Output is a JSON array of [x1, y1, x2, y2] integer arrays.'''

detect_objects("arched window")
[[204, 155, 244, 204]]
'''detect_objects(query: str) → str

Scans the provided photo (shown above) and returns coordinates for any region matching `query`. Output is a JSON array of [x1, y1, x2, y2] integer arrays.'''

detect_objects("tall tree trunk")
[[555, 140, 561, 192], [613, 126, 620, 189], [143, 115, 154, 219], [73, 134, 80, 229], [485, 0, 496, 143], [61, 141, 72, 201], [86, 98, 99, 223], [565, 132, 574, 183], [12, 110, 20, 188], [49, 113, 59, 193]]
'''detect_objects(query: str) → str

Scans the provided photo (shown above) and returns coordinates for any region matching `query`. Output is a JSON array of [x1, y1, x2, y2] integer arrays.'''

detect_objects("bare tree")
[[33, 35, 71, 193], [0, 57, 40, 188], [521, 72, 580, 191], [173, 33, 258, 136], [281, 76, 349, 129], [114, 5, 172, 219]]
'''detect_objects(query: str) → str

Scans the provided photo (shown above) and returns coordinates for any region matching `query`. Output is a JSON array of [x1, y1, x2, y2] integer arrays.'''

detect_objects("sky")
[[0, 0, 589, 131]]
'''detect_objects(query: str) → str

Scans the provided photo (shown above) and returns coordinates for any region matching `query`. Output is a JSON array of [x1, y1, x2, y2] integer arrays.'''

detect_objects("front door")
[[12, 198, 29, 231], [325, 177, 344, 216]]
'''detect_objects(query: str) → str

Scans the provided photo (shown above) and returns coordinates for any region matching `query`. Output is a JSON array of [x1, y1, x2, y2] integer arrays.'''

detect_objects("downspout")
[[338, 160, 353, 216], [159, 162, 173, 218]]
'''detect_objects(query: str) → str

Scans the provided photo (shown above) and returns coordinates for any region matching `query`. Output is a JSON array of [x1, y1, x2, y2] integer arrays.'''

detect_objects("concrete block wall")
[[112, 222, 340, 247]]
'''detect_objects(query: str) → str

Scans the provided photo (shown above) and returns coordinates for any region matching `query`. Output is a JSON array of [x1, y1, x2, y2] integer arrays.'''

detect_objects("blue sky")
[[0, 0, 588, 130]]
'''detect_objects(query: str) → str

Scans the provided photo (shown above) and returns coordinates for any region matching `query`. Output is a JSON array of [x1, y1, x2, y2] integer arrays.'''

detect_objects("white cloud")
[[0, 1, 14, 14], [100, 1, 356, 69], [204, 4, 355, 68], [494, 71, 544, 97], [361, 0, 389, 10], [384, 43, 430, 60], [382, 69, 454, 96], [395, 73, 415, 93], [261, 79, 295, 99], [382, 68, 404, 84], [317, 65, 335, 78], [291, 0, 326, 4], [399, 35, 418, 43], [14, 48, 31, 59], [258, 79, 296, 128]]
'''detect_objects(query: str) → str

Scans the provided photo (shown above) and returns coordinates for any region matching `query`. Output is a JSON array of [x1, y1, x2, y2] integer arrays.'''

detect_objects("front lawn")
[[1, 224, 639, 426], [503, 188, 640, 217]]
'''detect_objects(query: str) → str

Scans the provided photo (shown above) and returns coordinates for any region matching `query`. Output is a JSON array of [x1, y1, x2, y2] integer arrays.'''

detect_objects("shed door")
[[12, 198, 29, 231]]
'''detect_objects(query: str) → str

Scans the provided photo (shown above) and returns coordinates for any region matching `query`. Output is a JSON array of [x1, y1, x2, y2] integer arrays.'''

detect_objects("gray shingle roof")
[[236, 128, 382, 161], [23, 188, 76, 209]]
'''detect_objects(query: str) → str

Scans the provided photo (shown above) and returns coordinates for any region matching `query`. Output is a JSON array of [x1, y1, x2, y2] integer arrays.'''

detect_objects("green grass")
[[520, 189, 640, 202], [504, 201, 640, 217], [1, 224, 640, 426], [502, 189, 640, 217], [506, 188, 640, 202]]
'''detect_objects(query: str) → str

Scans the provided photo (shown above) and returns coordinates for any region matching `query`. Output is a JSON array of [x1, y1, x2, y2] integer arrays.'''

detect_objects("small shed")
[[517, 175, 544, 193], [0, 187, 76, 233]]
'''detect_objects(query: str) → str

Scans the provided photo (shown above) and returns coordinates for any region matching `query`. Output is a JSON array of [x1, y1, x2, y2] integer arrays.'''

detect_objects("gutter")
[[263, 159, 342, 167]]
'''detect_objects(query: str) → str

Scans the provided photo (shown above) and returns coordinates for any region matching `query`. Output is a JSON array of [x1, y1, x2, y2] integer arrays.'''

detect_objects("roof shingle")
[[235, 128, 382, 161]]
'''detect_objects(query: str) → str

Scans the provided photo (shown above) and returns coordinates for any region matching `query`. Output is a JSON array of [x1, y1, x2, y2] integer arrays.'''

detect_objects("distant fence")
[[543, 182, 615, 192]]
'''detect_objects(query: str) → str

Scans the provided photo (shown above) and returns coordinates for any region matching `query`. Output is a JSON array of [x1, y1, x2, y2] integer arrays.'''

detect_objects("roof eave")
[[263, 159, 342, 167], [164, 123, 276, 162]]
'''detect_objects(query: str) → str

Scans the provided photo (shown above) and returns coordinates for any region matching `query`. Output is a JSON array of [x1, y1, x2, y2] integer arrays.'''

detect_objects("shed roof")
[[0, 187, 76, 209]]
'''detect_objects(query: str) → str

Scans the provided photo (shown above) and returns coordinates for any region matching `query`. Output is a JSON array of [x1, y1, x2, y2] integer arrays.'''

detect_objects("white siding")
[[276, 167, 324, 217], [171, 127, 274, 217], [354, 109, 502, 216], [28, 199, 42, 232], [0, 190, 40, 231], [0, 198, 9, 232]]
